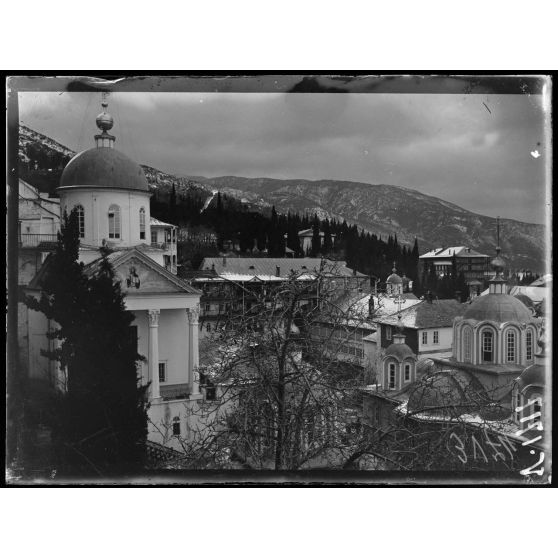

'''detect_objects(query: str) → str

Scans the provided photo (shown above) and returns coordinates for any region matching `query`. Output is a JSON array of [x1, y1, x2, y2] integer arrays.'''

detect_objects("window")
[[506, 330, 516, 363], [139, 207, 146, 240], [482, 330, 494, 363], [172, 417, 181, 436], [463, 327, 472, 362], [386, 326, 392, 341], [526, 329, 533, 361], [388, 363, 396, 389], [158, 362, 166, 383], [108, 204, 121, 239], [151, 230, 158, 244], [206, 323, 211, 332], [204, 303, 211, 312], [422, 331, 428, 345], [404, 363, 411, 382], [75, 204, 85, 238], [514, 391, 522, 423], [433, 331, 439, 344]]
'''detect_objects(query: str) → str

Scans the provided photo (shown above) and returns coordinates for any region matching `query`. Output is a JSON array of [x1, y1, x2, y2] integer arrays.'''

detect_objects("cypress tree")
[[25, 210, 148, 475]]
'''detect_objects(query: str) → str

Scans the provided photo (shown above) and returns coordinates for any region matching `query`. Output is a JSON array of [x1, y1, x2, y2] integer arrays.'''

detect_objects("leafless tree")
[[157, 262, 384, 470]]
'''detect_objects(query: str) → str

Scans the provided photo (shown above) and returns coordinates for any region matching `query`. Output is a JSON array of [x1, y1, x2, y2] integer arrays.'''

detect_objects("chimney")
[[276, 266, 280, 277], [222, 256, 226, 267], [368, 296, 375, 318], [454, 291, 461, 302], [426, 290, 433, 304]]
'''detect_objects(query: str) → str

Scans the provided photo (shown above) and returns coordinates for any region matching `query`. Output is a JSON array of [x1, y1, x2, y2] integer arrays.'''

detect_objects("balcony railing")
[[19, 233, 58, 248], [150, 242, 168, 250]]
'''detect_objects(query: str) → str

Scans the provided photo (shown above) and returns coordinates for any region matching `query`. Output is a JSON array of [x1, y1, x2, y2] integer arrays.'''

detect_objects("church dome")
[[407, 370, 488, 417], [385, 342, 414, 360], [463, 293, 533, 323], [59, 147, 149, 192], [517, 363, 545, 392], [386, 271, 403, 284]]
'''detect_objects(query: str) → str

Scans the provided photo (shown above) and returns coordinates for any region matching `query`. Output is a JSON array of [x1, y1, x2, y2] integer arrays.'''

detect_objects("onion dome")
[[463, 293, 533, 322]]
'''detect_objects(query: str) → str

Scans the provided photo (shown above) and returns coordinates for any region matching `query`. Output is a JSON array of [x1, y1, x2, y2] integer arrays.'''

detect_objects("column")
[[148, 309, 161, 400], [187, 305, 200, 396]]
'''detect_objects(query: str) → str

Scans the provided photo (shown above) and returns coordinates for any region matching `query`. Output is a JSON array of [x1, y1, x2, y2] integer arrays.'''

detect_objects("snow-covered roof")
[[419, 246, 489, 259], [199, 257, 364, 280], [150, 217, 175, 228], [478, 285, 548, 304], [376, 299, 466, 329]]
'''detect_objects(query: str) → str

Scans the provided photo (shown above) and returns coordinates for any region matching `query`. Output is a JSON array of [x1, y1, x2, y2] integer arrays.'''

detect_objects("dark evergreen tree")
[[24, 210, 148, 475], [311, 214, 321, 256], [322, 219, 333, 254], [169, 183, 177, 224]]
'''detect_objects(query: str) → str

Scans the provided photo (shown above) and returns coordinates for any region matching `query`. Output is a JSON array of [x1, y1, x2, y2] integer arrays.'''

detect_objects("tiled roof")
[[199, 257, 365, 279], [376, 299, 466, 329], [419, 246, 489, 259]]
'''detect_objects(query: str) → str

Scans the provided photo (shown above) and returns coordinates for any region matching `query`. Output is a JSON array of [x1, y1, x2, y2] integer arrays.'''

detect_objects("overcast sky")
[[19, 91, 548, 224]]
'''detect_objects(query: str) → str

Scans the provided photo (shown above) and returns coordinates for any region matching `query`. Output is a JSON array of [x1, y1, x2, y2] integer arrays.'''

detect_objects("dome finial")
[[95, 92, 115, 148]]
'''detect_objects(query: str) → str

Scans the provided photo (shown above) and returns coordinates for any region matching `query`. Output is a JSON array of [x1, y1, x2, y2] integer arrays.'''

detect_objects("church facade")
[[25, 101, 206, 449]]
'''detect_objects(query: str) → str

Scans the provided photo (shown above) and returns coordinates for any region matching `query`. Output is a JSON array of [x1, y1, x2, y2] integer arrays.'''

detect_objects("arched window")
[[481, 330, 494, 363], [463, 326, 472, 362], [526, 329, 534, 362], [506, 329, 516, 363], [404, 363, 411, 382], [139, 207, 146, 240], [74, 204, 85, 238], [108, 204, 121, 239], [388, 362, 396, 389]]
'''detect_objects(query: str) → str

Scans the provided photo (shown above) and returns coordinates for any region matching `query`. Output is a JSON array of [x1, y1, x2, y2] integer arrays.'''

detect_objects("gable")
[[113, 255, 189, 294]]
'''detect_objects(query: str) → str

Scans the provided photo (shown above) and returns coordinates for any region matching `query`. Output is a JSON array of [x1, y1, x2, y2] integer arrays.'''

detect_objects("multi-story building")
[[419, 246, 491, 284], [188, 256, 368, 338]]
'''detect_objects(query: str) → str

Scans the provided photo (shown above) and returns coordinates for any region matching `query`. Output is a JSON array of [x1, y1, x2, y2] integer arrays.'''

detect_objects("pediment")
[[113, 254, 189, 294]]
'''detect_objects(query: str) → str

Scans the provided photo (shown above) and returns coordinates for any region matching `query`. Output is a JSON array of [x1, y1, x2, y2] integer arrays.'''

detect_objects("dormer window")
[[108, 204, 121, 239], [139, 207, 146, 240], [386, 326, 392, 341]]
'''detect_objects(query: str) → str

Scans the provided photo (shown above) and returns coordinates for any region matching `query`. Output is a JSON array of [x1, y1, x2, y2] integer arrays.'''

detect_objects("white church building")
[[25, 101, 206, 449]]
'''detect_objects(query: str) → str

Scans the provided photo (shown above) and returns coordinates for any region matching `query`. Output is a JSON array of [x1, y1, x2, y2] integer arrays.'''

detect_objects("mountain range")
[[18, 125, 546, 272]]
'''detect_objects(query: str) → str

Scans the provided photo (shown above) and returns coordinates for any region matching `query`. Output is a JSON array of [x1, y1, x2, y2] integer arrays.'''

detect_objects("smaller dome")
[[385, 342, 415, 360], [517, 363, 545, 392], [386, 272, 403, 284], [407, 370, 488, 417]]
